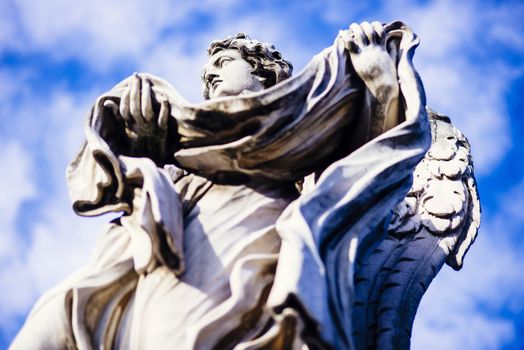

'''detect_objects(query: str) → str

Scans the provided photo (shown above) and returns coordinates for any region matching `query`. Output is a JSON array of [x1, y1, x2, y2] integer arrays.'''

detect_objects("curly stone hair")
[[202, 33, 293, 99]]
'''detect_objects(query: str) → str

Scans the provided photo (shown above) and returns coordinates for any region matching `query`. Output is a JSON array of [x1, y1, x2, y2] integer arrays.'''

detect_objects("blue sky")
[[0, 0, 523, 349]]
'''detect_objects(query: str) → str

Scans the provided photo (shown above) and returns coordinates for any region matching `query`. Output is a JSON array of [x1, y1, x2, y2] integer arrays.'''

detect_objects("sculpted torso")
[[123, 175, 295, 348]]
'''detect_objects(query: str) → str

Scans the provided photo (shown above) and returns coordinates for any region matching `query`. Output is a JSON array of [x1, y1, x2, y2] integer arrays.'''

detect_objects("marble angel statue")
[[12, 21, 480, 350]]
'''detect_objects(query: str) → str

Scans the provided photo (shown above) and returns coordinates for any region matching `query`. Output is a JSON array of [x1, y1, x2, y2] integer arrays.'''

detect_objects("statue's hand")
[[119, 74, 170, 147], [106, 74, 172, 164], [347, 21, 398, 101], [345, 21, 400, 134]]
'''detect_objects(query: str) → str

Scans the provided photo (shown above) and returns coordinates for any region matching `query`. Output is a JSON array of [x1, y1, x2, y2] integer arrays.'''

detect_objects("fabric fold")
[[266, 21, 430, 348], [59, 20, 427, 349]]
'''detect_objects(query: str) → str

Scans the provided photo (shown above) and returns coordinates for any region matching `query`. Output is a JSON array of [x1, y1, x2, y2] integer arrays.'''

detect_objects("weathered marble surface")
[[11, 21, 480, 350]]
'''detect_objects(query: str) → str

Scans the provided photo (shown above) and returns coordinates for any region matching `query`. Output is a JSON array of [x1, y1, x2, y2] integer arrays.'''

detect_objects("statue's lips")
[[211, 79, 222, 90]]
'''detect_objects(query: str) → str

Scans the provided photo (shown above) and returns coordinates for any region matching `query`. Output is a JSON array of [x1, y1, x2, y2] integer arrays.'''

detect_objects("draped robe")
[[12, 22, 430, 350]]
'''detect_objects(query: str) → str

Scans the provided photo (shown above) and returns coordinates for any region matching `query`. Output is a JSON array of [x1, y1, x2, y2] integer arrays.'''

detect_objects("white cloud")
[[0, 1, 19, 54], [0, 143, 36, 260], [0, 138, 108, 342], [396, 0, 517, 174], [1, 0, 523, 347], [136, 9, 317, 103], [413, 178, 524, 349], [2, 0, 248, 71], [0, 193, 107, 339], [0, 75, 109, 341], [319, 0, 378, 26], [416, 59, 512, 173], [1, 0, 324, 94], [319, 0, 522, 173], [485, 2, 524, 55], [9, 0, 172, 67], [413, 310, 514, 350], [24, 200, 106, 293], [139, 36, 209, 103], [412, 239, 521, 349]]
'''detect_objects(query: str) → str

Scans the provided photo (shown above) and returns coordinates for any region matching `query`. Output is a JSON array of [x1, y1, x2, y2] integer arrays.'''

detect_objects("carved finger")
[[348, 39, 360, 54], [142, 78, 154, 122], [119, 86, 131, 123], [349, 23, 367, 48], [371, 21, 385, 44], [361, 21, 375, 45], [158, 100, 170, 130], [130, 74, 144, 125], [103, 99, 119, 115]]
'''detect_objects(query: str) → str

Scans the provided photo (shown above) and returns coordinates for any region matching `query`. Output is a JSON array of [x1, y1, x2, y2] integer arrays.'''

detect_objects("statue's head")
[[201, 33, 293, 99]]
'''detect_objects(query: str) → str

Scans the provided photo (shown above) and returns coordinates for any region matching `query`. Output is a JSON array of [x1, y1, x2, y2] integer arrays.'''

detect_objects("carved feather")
[[351, 109, 481, 350], [389, 109, 480, 268]]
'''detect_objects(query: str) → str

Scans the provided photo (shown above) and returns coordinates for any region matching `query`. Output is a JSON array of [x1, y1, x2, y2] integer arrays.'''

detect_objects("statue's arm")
[[269, 22, 429, 346], [102, 74, 179, 166], [66, 75, 186, 275], [342, 21, 401, 140]]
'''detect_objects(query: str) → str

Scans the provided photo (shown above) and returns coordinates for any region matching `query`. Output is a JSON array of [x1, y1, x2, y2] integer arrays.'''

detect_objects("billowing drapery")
[[13, 22, 430, 350]]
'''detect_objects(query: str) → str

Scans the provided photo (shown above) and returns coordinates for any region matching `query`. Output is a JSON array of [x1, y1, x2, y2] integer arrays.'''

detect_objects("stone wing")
[[351, 109, 481, 350]]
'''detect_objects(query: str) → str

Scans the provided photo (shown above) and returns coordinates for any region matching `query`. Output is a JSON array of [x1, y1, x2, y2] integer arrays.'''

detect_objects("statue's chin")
[[209, 88, 236, 99], [210, 82, 264, 99], [209, 90, 244, 99]]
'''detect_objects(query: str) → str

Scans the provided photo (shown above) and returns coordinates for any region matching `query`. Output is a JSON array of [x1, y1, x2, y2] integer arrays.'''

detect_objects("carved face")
[[202, 49, 264, 99]]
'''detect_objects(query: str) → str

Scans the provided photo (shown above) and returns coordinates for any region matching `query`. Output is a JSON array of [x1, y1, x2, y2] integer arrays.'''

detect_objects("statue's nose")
[[205, 72, 219, 88]]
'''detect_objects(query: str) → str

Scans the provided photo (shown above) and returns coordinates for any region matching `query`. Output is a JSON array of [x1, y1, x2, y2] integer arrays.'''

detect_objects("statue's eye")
[[219, 57, 233, 67]]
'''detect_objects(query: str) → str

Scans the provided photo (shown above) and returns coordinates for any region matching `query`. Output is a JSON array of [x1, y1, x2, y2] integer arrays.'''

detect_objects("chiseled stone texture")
[[11, 21, 479, 350]]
